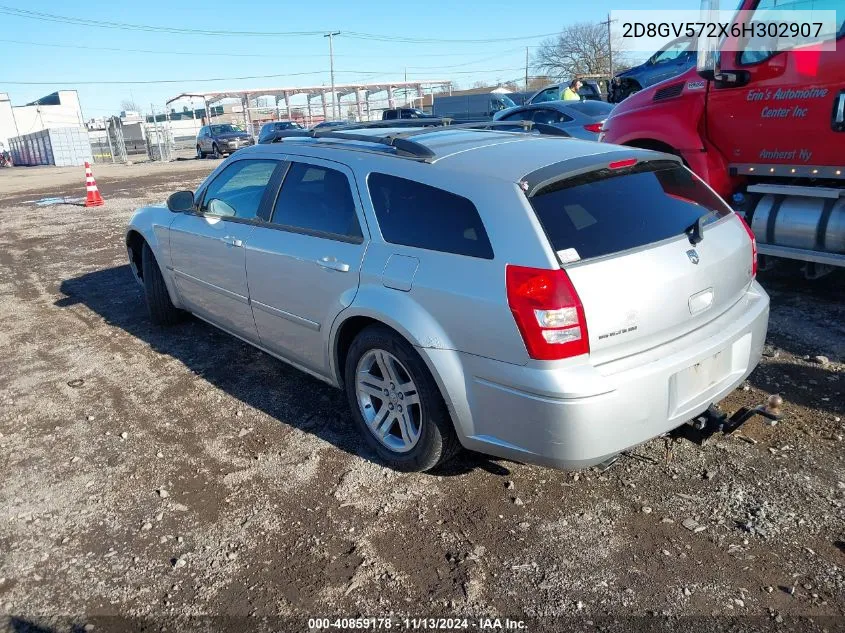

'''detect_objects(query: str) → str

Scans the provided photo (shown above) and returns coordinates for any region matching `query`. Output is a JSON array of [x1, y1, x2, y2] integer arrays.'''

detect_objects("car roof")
[[242, 127, 635, 183]]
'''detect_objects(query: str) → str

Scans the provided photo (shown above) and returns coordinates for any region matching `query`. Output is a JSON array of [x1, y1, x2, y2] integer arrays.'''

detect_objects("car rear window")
[[368, 173, 494, 259], [529, 161, 731, 262]]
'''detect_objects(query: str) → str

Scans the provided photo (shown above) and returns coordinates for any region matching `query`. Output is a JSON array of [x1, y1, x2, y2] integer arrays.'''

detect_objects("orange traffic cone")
[[84, 161, 104, 207]]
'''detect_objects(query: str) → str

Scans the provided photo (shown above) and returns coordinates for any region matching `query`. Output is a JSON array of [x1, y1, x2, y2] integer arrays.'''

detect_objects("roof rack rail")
[[270, 128, 437, 161], [268, 119, 569, 161], [393, 120, 571, 138]]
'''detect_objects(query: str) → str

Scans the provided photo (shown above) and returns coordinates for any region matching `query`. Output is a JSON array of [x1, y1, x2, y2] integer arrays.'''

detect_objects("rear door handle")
[[222, 236, 243, 248], [317, 256, 350, 272]]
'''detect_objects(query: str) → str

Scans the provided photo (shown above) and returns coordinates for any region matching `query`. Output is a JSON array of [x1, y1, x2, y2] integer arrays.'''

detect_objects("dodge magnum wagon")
[[126, 124, 769, 472]]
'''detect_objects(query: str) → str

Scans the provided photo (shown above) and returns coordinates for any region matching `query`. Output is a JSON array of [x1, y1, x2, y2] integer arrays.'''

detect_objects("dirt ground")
[[0, 161, 843, 633]]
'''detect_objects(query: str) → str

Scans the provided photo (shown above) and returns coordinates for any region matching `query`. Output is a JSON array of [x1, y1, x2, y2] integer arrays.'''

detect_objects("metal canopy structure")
[[166, 80, 451, 128]]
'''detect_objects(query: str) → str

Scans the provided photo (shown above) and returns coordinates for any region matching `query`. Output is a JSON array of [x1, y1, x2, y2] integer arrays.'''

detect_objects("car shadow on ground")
[[54, 265, 510, 477], [746, 360, 843, 418]]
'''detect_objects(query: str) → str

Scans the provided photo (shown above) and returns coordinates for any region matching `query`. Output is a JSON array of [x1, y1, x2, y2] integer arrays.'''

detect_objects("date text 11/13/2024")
[[307, 618, 527, 630]]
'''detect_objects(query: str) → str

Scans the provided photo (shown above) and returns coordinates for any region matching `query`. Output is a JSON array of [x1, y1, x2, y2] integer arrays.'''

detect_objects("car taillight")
[[583, 122, 604, 133], [506, 265, 589, 360], [736, 214, 758, 278], [608, 158, 638, 169]]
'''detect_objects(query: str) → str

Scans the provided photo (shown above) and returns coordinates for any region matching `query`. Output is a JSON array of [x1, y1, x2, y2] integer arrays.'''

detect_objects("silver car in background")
[[126, 125, 768, 472], [493, 100, 615, 140]]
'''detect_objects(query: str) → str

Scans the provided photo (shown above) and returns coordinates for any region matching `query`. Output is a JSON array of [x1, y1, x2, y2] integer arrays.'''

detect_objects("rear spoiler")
[[520, 150, 683, 197]]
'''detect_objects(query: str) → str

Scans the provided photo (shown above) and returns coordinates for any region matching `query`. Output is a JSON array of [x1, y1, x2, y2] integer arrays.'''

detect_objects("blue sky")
[[0, 0, 699, 117]]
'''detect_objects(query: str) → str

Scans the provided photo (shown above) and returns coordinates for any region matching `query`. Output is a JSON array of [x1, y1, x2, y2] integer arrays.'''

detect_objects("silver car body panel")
[[127, 131, 770, 469]]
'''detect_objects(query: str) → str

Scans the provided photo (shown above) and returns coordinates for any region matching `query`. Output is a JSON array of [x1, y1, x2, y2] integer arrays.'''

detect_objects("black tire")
[[344, 325, 461, 472], [141, 242, 182, 326], [196, 145, 205, 159], [211, 143, 221, 159]]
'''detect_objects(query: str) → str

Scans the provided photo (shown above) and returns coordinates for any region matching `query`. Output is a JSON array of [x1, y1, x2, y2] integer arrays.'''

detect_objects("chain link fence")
[[89, 119, 148, 164]]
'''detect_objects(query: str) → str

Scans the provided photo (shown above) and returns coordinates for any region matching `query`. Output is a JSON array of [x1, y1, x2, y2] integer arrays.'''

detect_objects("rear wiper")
[[686, 215, 705, 245]]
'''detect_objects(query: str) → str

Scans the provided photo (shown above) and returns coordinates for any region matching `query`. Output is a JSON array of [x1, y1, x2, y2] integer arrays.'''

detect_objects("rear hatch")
[[527, 159, 754, 364]]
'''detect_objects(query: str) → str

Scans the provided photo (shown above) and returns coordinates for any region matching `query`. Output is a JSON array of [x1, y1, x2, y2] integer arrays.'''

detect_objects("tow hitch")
[[680, 394, 783, 445]]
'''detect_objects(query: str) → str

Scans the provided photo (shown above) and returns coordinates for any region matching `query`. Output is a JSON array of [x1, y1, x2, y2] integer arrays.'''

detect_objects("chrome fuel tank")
[[750, 193, 845, 254]]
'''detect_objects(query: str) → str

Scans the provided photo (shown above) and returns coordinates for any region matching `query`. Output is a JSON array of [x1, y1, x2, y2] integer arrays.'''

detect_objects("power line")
[[0, 67, 527, 86], [0, 6, 325, 37], [0, 5, 556, 43], [0, 37, 525, 60], [343, 32, 557, 44], [0, 37, 326, 58], [0, 37, 527, 69], [0, 71, 330, 85]]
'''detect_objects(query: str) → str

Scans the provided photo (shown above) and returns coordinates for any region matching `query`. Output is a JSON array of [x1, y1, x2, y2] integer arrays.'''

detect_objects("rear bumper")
[[432, 282, 769, 470]]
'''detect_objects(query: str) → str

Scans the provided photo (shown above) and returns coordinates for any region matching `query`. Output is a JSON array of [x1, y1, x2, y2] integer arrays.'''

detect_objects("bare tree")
[[532, 22, 626, 80], [120, 99, 141, 113], [471, 80, 490, 89]]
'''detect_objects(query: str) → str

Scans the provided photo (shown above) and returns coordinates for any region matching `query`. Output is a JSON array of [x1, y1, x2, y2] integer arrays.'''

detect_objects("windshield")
[[499, 95, 516, 108], [210, 124, 243, 135]]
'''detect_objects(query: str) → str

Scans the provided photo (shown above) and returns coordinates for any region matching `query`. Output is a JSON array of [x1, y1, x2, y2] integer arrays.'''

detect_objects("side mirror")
[[167, 190, 195, 213], [714, 69, 751, 88]]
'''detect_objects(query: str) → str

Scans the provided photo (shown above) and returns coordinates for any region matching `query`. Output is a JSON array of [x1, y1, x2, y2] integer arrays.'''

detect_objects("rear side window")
[[368, 173, 494, 259], [529, 161, 731, 261], [271, 162, 362, 240], [500, 109, 533, 122], [531, 109, 572, 124]]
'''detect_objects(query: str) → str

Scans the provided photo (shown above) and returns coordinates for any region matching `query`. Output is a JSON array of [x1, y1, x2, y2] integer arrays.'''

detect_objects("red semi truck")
[[601, 0, 844, 278]]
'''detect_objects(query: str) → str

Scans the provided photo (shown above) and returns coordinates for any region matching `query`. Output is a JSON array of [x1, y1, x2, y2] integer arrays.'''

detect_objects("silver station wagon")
[[126, 124, 769, 472]]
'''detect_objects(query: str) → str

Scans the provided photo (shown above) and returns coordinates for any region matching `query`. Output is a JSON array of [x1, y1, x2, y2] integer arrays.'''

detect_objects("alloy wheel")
[[355, 349, 422, 453]]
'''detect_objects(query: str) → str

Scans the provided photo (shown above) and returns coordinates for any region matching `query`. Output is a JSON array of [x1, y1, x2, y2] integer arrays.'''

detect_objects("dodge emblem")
[[686, 249, 700, 265]]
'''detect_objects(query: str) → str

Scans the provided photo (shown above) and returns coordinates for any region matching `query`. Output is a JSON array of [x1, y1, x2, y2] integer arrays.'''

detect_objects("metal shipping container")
[[9, 127, 93, 167]]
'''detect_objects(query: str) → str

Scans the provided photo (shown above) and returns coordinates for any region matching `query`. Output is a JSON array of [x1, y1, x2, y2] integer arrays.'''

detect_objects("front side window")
[[652, 39, 690, 64], [271, 162, 362, 240], [201, 159, 277, 220], [532, 88, 559, 104], [368, 173, 494, 259]]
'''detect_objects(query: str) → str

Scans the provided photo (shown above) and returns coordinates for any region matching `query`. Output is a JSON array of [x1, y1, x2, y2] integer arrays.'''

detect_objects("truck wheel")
[[196, 145, 205, 159], [141, 242, 182, 326], [344, 325, 461, 472]]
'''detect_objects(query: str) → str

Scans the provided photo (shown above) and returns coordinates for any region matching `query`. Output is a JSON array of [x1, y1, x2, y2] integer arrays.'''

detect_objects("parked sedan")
[[196, 124, 254, 159], [493, 100, 614, 140], [312, 120, 350, 130], [526, 80, 604, 104], [257, 120, 303, 144]]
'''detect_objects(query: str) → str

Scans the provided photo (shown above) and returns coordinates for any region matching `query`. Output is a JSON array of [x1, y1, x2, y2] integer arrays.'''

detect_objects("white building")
[[0, 90, 86, 150]]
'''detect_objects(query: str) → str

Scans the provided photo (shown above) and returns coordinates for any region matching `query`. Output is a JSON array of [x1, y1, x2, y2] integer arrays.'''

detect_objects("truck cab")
[[601, 0, 844, 276]]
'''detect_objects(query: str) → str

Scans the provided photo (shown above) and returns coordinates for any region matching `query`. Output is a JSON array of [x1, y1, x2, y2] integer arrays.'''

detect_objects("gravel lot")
[[0, 161, 843, 632]]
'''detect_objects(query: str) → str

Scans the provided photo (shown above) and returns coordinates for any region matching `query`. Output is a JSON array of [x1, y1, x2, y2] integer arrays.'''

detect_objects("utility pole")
[[600, 13, 616, 78], [525, 47, 529, 92], [324, 31, 341, 120]]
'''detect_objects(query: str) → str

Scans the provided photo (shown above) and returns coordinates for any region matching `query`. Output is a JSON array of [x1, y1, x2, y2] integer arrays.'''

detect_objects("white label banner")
[[611, 9, 839, 53]]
